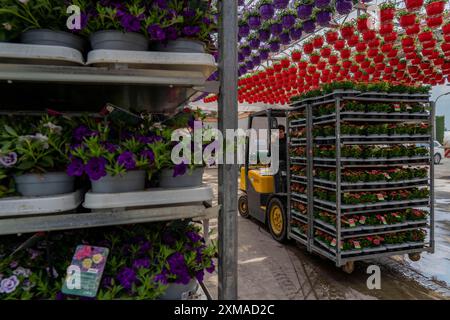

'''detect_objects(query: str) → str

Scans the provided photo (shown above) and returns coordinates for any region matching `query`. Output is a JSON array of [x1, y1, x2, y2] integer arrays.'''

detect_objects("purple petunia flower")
[[0, 152, 17, 168], [315, 0, 331, 9], [148, 24, 166, 41], [173, 161, 187, 177], [167, 252, 191, 285], [206, 260, 215, 273], [132, 258, 151, 270], [102, 142, 117, 153], [241, 45, 251, 57], [258, 29, 270, 42], [117, 151, 136, 170], [182, 8, 196, 19], [248, 15, 261, 29], [259, 4, 274, 20], [154, 0, 167, 9], [165, 25, 178, 41], [290, 27, 303, 40], [297, 4, 313, 20], [183, 26, 200, 37], [238, 24, 250, 37], [117, 267, 137, 290], [154, 269, 168, 284], [316, 10, 332, 26], [274, 0, 289, 9], [73, 125, 96, 143], [186, 231, 202, 243], [281, 14, 296, 29], [120, 14, 141, 32], [139, 241, 152, 255], [260, 49, 270, 60], [195, 270, 204, 282], [67, 158, 84, 177], [85, 157, 107, 181], [302, 20, 316, 34], [140, 149, 155, 164], [280, 32, 290, 45], [249, 38, 260, 49], [336, 0, 353, 15], [270, 22, 283, 36]]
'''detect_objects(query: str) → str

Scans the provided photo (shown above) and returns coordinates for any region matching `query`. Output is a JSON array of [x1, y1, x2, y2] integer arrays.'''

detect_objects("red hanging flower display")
[[443, 22, 450, 35], [357, 14, 370, 32], [325, 31, 338, 44], [380, 5, 395, 22], [405, 0, 424, 11], [399, 12, 417, 28], [303, 41, 314, 54], [334, 38, 346, 50], [425, 0, 446, 16], [328, 54, 338, 65], [405, 24, 421, 35], [340, 23, 355, 40], [291, 50, 302, 62], [362, 30, 376, 42], [426, 16, 443, 28], [379, 23, 394, 36]]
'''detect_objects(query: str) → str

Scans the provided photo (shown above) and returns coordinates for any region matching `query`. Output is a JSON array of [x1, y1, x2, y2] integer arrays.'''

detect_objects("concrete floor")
[[202, 161, 450, 300]]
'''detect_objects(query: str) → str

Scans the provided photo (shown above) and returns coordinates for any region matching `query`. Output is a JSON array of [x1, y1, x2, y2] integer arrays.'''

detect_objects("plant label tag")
[[353, 241, 361, 249], [330, 239, 337, 247], [348, 219, 356, 227], [377, 193, 385, 201], [62, 245, 109, 298], [393, 104, 401, 112], [381, 216, 387, 225]]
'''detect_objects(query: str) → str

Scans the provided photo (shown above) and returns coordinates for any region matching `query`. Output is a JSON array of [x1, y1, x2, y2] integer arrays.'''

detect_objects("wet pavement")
[[202, 161, 450, 300]]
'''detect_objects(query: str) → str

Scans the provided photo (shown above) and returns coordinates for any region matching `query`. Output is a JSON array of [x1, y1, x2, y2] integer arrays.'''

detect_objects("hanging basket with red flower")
[[357, 14, 370, 32], [383, 32, 398, 43], [355, 53, 366, 63], [379, 23, 394, 36], [405, 0, 424, 10], [340, 48, 351, 59], [320, 45, 332, 57], [425, 0, 447, 16], [333, 38, 346, 50], [303, 41, 314, 54], [325, 30, 338, 44], [313, 35, 324, 49], [340, 22, 355, 40], [309, 52, 320, 64], [291, 50, 302, 62], [405, 23, 421, 35], [368, 38, 381, 48], [426, 15, 444, 28], [380, 2, 396, 22], [347, 34, 360, 47], [398, 10, 417, 28], [362, 29, 377, 42]]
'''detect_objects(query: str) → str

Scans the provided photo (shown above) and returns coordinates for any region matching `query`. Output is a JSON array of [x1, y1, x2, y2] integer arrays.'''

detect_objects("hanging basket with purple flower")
[[258, 21, 272, 41], [258, 0, 275, 20], [269, 18, 283, 36], [240, 43, 252, 57], [245, 11, 262, 30], [280, 9, 297, 30], [302, 18, 317, 33], [259, 45, 271, 60], [273, 0, 290, 9], [314, 7, 334, 27], [279, 30, 291, 45], [314, 0, 332, 9], [290, 22, 304, 40], [248, 33, 261, 49], [295, 0, 315, 20], [268, 37, 281, 52], [335, 0, 353, 15], [238, 19, 251, 37]]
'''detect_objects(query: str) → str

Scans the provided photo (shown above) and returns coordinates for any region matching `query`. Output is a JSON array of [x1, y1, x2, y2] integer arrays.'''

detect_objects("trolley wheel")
[[238, 194, 250, 218], [267, 198, 287, 243], [342, 261, 355, 274], [408, 253, 421, 262]]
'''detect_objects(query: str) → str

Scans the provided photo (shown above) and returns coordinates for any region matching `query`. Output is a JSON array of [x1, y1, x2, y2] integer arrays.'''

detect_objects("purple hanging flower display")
[[241, 44, 251, 57], [247, 13, 261, 29], [290, 25, 303, 40], [302, 19, 316, 33], [85, 157, 107, 181], [238, 65, 248, 76], [251, 54, 261, 65], [273, 0, 289, 9], [281, 10, 296, 29], [296, 4, 314, 20], [238, 51, 245, 62], [259, 47, 270, 60], [279, 31, 291, 45], [270, 20, 283, 36], [335, 0, 353, 15], [316, 10, 332, 27], [238, 22, 250, 37], [268, 38, 280, 52], [245, 59, 254, 69], [258, 28, 270, 42], [259, 2, 275, 20], [315, 0, 332, 9], [249, 37, 260, 49]]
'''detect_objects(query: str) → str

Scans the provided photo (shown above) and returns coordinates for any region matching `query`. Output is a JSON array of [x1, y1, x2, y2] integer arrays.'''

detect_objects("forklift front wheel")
[[238, 194, 250, 218], [267, 198, 287, 243]]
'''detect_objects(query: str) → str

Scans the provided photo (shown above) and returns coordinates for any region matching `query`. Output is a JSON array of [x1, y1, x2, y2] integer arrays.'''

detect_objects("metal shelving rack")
[[287, 91, 435, 268]]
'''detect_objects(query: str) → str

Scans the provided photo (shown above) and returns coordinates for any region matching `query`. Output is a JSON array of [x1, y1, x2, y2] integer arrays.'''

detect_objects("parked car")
[[416, 141, 444, 164]]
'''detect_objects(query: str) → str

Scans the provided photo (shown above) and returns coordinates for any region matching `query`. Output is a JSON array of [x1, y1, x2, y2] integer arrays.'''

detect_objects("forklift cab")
[[238, 109, 288, 242]]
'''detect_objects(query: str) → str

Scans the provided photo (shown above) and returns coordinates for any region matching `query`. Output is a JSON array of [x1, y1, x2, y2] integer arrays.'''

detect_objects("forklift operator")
[[278, 125, 287, 164]]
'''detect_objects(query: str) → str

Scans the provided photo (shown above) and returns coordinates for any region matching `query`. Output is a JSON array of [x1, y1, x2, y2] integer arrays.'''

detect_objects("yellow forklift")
[[238, 109, 288, 242]]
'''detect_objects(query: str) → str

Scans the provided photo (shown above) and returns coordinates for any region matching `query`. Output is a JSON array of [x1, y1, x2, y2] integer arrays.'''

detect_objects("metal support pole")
[[306, 104, 314, 252], [218, 0, 238, 300], [430, 101, 435, 253], [335, 98, 342, 266]]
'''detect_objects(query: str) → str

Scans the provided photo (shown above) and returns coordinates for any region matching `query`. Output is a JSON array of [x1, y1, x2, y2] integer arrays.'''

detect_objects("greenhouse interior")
[[0, 0, 450, 305]]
